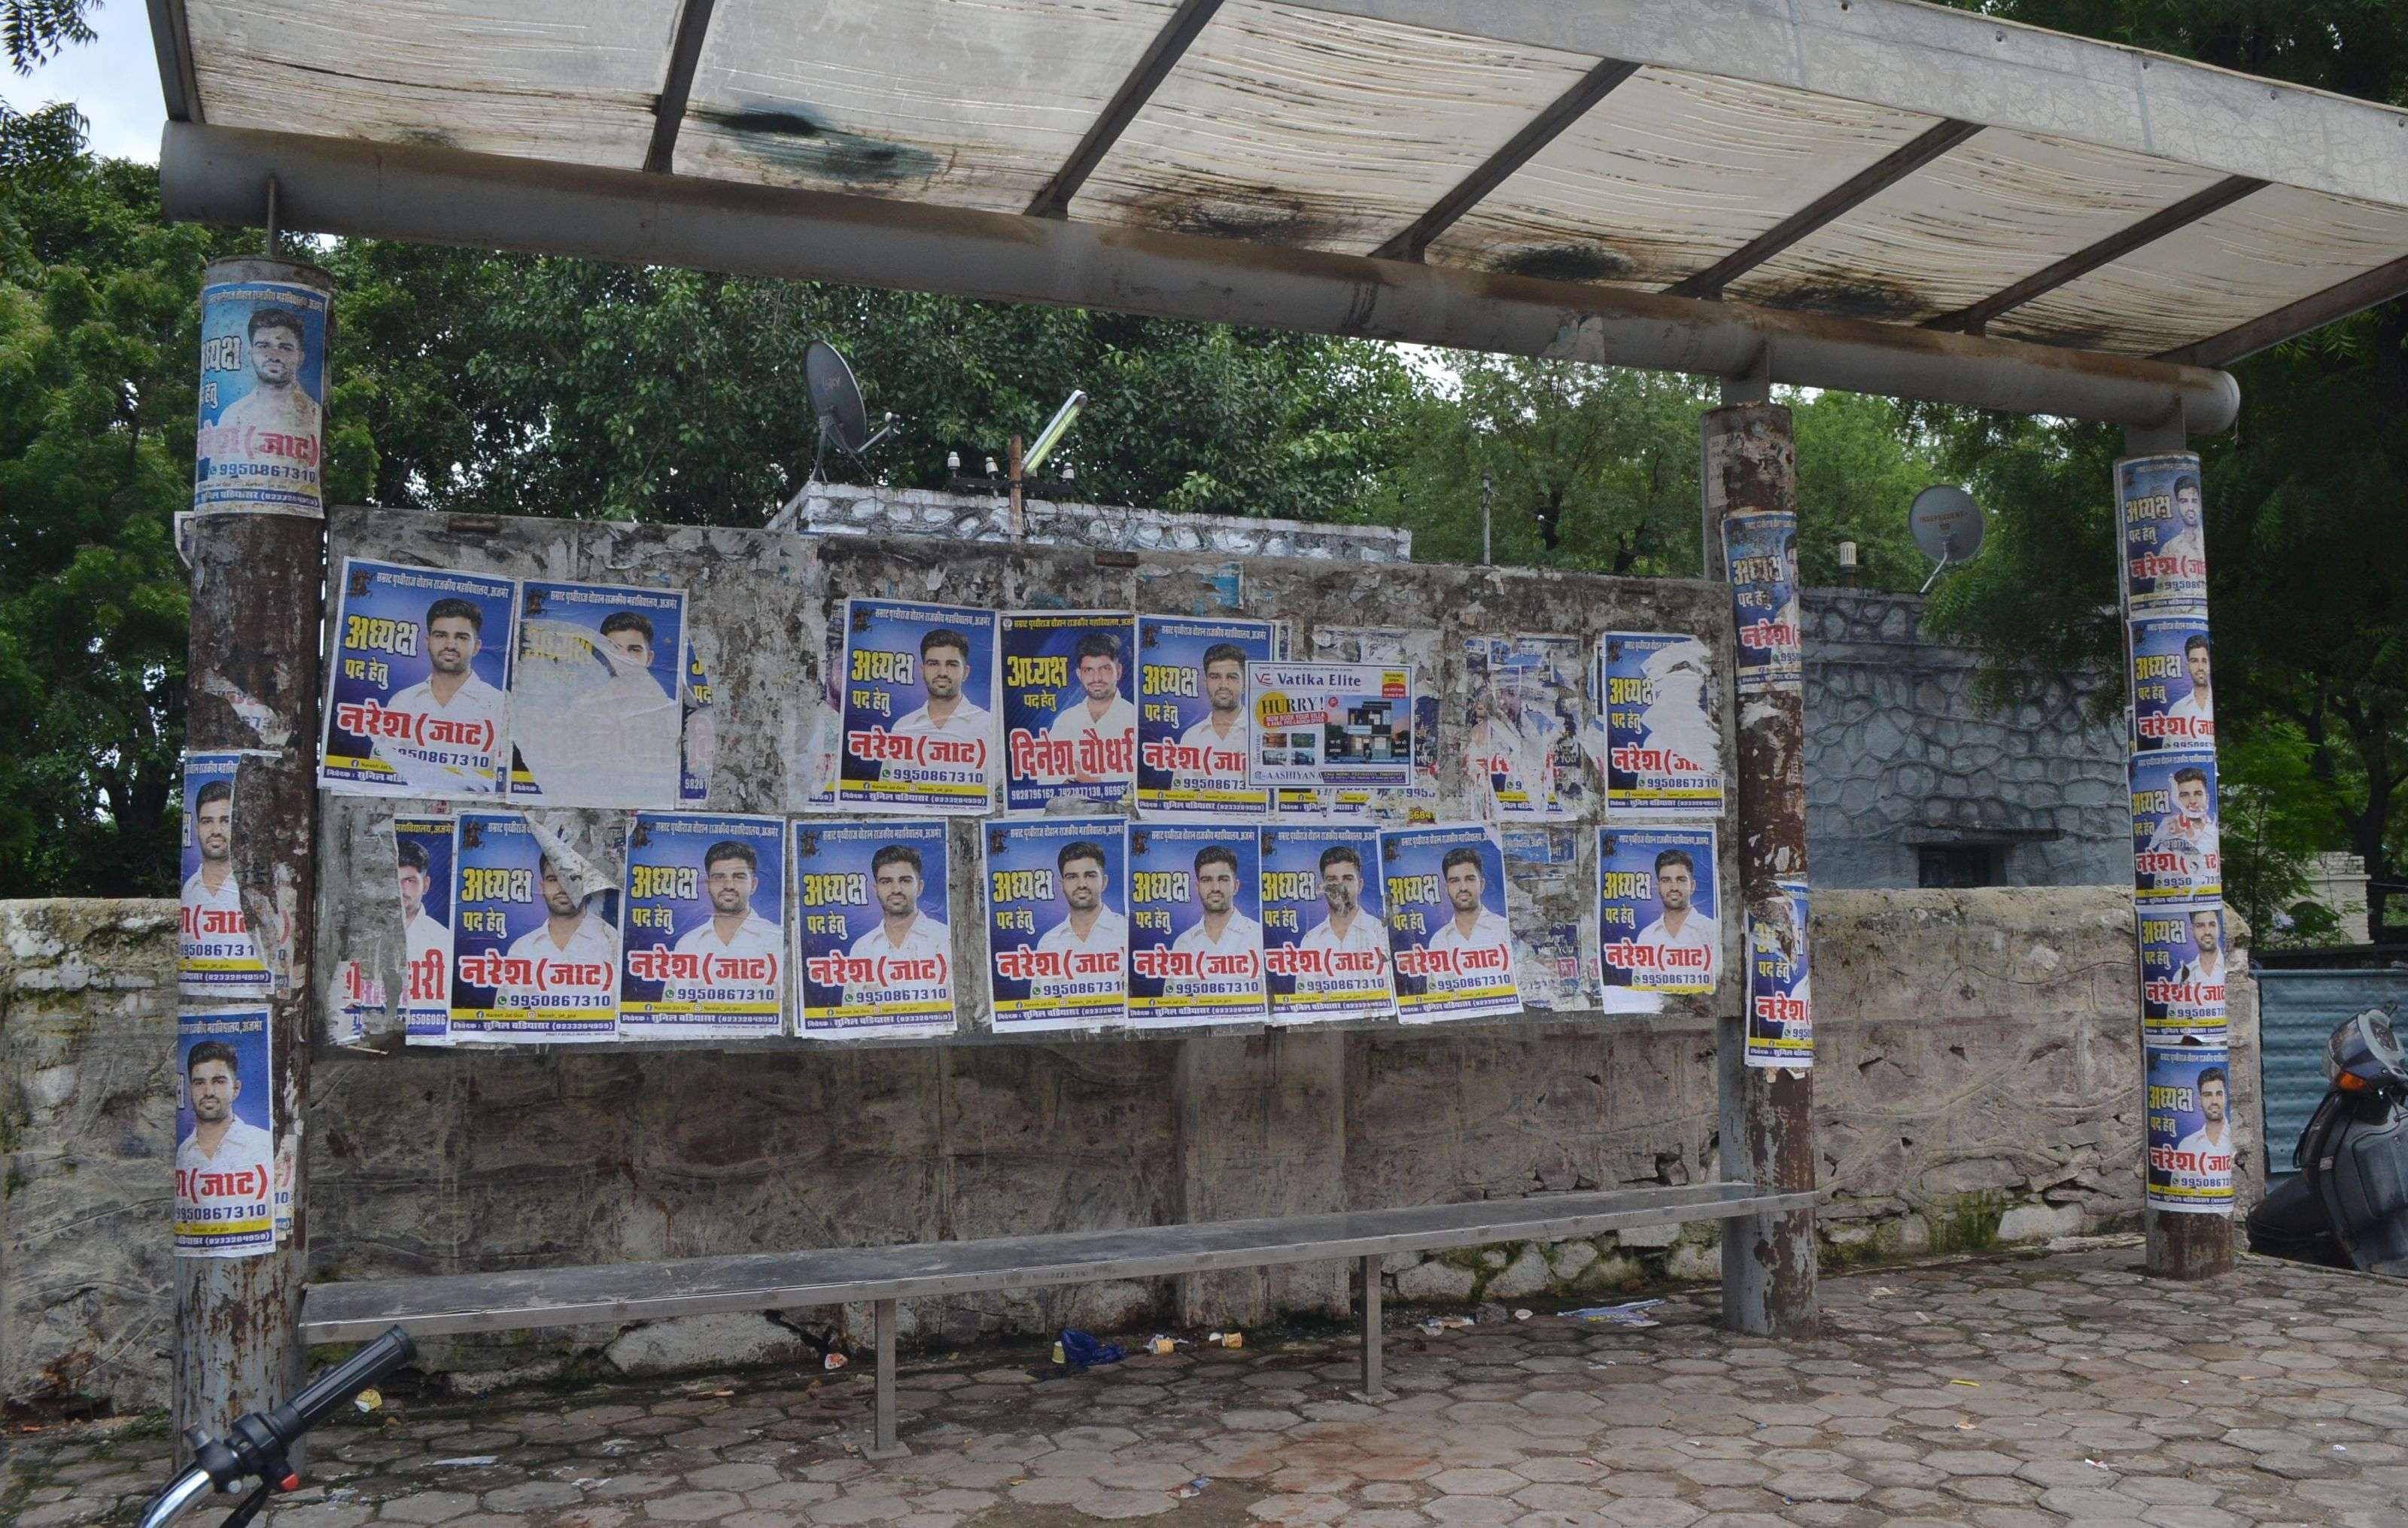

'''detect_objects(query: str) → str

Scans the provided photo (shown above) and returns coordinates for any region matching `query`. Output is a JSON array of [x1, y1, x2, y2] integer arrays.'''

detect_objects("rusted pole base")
[[2145, 1207, 2232, 1279]]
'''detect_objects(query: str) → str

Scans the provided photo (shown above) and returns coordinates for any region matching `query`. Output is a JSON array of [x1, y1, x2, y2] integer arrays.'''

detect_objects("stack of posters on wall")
[[2121, 455, 2232, 1217], [1721, 511, 1814, 1069]]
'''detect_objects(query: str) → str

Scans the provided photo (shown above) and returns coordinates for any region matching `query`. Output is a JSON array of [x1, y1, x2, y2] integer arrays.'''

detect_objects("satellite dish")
[[1909, 484, 1984, 592], [805, 341, 870, 454]]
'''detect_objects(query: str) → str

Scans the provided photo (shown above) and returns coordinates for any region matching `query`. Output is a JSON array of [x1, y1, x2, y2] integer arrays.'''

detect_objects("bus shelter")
[[145, 0, 2408, 1445]]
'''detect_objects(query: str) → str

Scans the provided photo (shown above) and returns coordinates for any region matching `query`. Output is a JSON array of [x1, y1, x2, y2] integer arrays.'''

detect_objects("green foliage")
[[1, 0, 91, 73], [1789, 390, 1940, 591], [2220, 723, 2350, 948]]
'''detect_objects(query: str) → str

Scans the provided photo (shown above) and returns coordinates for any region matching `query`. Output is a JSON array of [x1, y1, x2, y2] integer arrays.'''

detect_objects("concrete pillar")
[[1702, 400, 1820, 1336], [1172, 1030, 1349, 1326], [174, 257, 330, 1451], [2121, 412, 2235, 1280]]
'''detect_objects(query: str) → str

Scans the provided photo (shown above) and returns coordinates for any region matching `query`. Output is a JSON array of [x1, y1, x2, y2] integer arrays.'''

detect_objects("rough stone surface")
[[791, 484, 1415, 563], [9, 1247, 2398, 1528], [1803, 589, 2127, 889]]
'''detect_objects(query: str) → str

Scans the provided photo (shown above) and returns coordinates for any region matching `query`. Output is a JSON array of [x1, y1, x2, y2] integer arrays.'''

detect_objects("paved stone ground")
[[9, 1244, 2407, 1528]]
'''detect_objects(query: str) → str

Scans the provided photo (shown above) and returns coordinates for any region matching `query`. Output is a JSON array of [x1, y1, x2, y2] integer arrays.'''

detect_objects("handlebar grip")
[[275, 1327, 417, 1441]]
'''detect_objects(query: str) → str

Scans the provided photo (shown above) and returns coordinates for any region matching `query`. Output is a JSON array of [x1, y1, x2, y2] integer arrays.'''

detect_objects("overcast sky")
[[2, 1, 167, 163]]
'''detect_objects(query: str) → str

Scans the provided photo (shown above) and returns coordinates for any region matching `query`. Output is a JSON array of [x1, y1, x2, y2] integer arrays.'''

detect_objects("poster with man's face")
[[984, 817, 1128, 1033], [794, 820, 957, 1039], [2131, 753, 2222, 902], [1260, 823, 1394, 1024], [393, 815, 456, 1046], [1135, 616, 1274, 817], [1598, 825, 1721, 996], [2130, 615, 2215, 752], [1744, 879, 1813, 1069], [507, 579, 688, 808], [1722, 512, 1802, 695], [321, 559, 516, 797], [1127, 823, 1267, 1028], [1000, 611, 1138, 813], [835, 598, 1000, 815], [194, 275, 328, 515], [180, 751, 269, 1000], [449, 811, 619, 1043], [2147, 1042, 2235, 1213], [2138, 903, 2230, 1041], [620, 812, 787, 1040], [1381, 823, 1519, 1024], [1591, 632, 1725, 817], [175, 1008, 275, 1259], [2120, 453, 2210, 613]]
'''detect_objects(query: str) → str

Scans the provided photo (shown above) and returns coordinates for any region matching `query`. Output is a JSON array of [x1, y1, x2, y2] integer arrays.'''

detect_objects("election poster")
[[1127, 822, 1267, 1028], [449, 811, 619, 1043], [2139, 902, 2231, 1041], [1722, 513, 1803, 694], [1744, 879, 1814, 1069], [1501, 827, 1588, 1012], [320, 559, 515, 797], [328, 960, 379, 1047], [681, 642, 716, 804], [180, 751, 269, 1000], [1000, 611, 1138, 813], [2131, 752, 2222, 902], [1382, 823, 1520, 1024], [794, 820, 958, 1039], [1592, 633, 1726, 817], [984, 817, 1129, 1033], [2130, 615, 2215, 752], [194, 269, 327, 515], [1248, 662, 1415, 791], [835, 598, 1000, 815], [1260, 823, 1394, 1024], [175, 1008, 276, 1258], [1136, 615, 1274, 817], [508, 580, 688, 807], [620, 813, 786, 1040], [2120, 454, 2210, 613], [394, 815, 456, 1046], [1598, 825, 1720, 997], [1463, 636, 1586, 820], [2146, 1041, 2236, 1213]]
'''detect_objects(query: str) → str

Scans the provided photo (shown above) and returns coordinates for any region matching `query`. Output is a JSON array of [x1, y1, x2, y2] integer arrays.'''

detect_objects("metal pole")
[[1357, 1253, 1385, 1400], [1704, 400, 1820, 1337], [2121, 412, 2235, 1280], [1008, 434, 1024, 542], [1479, 473, 1492, 566], [869, 1298, 905, 1457], [173, 259, 331, 1456]]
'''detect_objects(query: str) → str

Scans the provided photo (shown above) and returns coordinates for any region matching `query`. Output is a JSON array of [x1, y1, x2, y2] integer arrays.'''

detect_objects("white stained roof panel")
[[673, 0, 1181, 212], [1726, 129, 2228, 327], [1422, 68, 1940, 289], [1996, 185, 2408, 355], [187, 0, 680, 170], [1068, 1, 1604, 254]]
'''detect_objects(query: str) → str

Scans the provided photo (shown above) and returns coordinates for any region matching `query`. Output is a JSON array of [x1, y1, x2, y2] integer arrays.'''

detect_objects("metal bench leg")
[[864, 1298, 910, 1460], [1354, 1254, 1388, 1402]]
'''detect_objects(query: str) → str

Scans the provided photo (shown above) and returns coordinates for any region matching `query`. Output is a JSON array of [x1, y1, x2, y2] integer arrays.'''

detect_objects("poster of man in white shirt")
[[450, 812, 619, 1043], [2147, 1045, 2235, 1211], [837, 600, 1001, 814], [180, 756, 270, 1000], [394, 819, 455, 1046], [195, 279, 328, 513], [621, 814, 786, 1039], [1135, 616, 1275, 817], [2131, 616, 2215, 751], [175, 1012, 278, 1258], [1383, 823, 1520, 1024], [1598, 826, 1720, 998], [1002, 613, 1139, 811], [1130, 827, 1267, 1027], [987, 819, 1128, 1032], [1261, 826, 1394, 1023], [321, 560, 517, 796], [795, 821, 958, 1038], [2133, 755, 2222, 902]]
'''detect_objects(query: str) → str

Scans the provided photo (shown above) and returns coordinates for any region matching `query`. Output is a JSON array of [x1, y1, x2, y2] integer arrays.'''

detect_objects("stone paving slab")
[[8, 1246, 2407, 1528]]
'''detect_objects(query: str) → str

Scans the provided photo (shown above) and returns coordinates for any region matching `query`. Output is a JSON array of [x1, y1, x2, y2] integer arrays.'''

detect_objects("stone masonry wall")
[[1804, 588, 2129, 889], [2, 888, 2257, 1412]]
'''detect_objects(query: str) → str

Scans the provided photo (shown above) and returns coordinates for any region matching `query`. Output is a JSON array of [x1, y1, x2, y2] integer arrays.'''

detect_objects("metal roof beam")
[[1665, 119, 1981, 300], [1930, 175, 2267, 335], [2157, 254, 2408, 369], [157, 123, 2239, 433], [1371, 57, 1641, 263], [1025, 0, 1224, 220], [643, 0, 718, 174], [144, 0, 200, 124]]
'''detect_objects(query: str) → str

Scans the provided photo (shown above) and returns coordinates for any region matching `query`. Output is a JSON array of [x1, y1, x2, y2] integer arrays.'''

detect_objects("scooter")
[[136, 1327, 416, 1528], [2245, 1008, 2408, 1277]]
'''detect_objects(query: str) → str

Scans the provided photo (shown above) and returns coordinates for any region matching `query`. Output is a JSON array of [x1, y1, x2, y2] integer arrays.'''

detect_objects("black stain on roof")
[[1491, 244, 1631, 285], [1751, 275, 1928, 321], [699, 105, 939, 184]]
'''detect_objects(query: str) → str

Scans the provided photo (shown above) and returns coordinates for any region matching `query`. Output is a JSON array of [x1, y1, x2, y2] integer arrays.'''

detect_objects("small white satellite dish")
[[1909, 484, 1985, 592]]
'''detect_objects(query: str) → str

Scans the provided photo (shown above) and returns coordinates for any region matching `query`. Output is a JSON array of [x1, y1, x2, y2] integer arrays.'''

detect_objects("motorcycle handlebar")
[[273, 1327, 417, 1445]]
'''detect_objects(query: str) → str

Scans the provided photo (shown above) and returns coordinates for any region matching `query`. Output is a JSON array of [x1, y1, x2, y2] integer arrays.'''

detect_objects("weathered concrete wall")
[[1804, 588, 2128, 889], [790, 483, 1413, 563], [5, 887, 2257, 1410]]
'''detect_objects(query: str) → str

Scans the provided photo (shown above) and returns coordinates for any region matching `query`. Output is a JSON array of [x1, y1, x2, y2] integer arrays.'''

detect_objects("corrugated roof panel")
[[187, 0, 679, 170], [674, 0, 1180, 210], [2256, 969, 2407, 1176], [1069, 1, 1603, 254], [1995, 186, 2408, 355], [1728, 129, 2226, 324], [1423, 68, 1941, 289]]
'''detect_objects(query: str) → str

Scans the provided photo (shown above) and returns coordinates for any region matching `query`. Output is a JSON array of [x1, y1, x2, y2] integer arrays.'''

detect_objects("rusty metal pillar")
[[1704, 400, 1820, 1337], [174, 256, 332, 1451], [2121, 414, 2236, 1280]]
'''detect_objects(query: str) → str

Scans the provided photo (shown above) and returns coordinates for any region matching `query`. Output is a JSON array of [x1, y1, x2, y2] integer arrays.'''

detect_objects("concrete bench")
[[300, 1182, 1814, 1455]]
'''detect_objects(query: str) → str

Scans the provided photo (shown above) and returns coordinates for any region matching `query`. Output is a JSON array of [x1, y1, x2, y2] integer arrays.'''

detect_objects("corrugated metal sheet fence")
[[2255, 967, 2408, 1175]]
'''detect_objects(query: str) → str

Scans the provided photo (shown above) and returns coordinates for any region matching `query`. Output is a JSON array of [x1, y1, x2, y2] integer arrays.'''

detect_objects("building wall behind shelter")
[[2, 888, 2257, 1412]]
